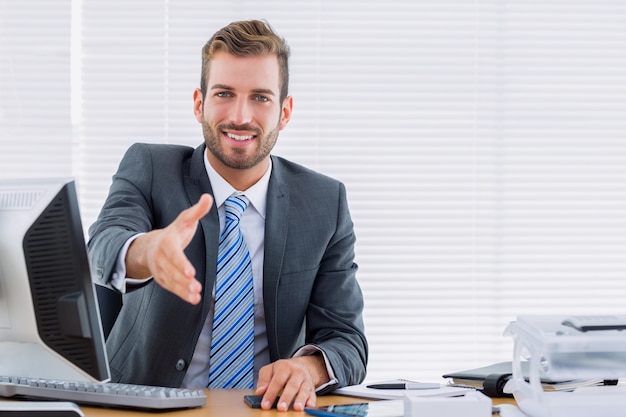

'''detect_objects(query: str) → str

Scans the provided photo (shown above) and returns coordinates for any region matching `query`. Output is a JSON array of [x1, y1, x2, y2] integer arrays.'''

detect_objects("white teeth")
[[227, 133, 253, 141]]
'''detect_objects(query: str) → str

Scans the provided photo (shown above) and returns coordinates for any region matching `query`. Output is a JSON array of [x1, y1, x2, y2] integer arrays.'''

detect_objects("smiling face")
[[193, 51, 293, 189]]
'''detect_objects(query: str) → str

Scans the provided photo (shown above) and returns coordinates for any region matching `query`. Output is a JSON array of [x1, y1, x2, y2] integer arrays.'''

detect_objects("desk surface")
[[2, 389, 517, 416]]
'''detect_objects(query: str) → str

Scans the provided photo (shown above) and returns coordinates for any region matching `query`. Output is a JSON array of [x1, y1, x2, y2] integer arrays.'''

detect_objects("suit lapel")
[[184, 144, 219, 319], [263, 156, 290, 358]]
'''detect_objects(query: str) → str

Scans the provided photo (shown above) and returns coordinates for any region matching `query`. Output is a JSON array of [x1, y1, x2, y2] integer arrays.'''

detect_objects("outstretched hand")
[[126, 194, 213, 304]]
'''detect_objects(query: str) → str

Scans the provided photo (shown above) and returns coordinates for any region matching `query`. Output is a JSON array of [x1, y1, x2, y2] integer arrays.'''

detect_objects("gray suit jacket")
[[87, 143, 367, 390]]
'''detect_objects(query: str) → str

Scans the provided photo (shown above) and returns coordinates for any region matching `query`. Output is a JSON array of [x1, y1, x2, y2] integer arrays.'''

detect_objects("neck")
[[208, 155, 269, 191]]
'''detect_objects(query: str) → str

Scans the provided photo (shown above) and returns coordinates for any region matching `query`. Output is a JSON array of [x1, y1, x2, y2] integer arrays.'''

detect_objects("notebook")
[[442, 361, 610, 397]]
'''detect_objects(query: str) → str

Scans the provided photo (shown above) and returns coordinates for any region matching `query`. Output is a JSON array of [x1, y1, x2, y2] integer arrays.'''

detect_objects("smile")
[[226, 132, 254, 141]]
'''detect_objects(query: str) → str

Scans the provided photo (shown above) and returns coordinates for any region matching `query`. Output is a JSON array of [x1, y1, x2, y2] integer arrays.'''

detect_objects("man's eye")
[[216, 91, 231, 98], [255, 95, 269, 102]]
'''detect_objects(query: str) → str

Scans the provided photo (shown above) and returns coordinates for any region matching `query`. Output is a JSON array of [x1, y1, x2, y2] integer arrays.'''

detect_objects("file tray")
[[504, 315, 626, 417]]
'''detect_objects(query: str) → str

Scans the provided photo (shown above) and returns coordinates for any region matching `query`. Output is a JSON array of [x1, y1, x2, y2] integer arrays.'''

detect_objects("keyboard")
[[0, 376, 207, 410]]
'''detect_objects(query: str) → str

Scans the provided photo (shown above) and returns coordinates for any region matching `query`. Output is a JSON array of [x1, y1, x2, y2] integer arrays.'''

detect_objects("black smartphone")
[[243, 394, 279, 409]]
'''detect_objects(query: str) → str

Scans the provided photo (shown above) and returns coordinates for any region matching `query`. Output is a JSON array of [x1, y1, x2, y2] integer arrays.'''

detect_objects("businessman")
[[87, 19, 367, 411]]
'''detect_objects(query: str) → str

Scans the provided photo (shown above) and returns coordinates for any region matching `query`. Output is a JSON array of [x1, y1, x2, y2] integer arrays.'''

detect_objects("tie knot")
[[224, 194, 249, 222]]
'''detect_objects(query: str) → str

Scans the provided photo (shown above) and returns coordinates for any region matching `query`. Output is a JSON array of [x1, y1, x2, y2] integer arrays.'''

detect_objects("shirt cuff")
[[293, 345, 338, 393], [111, 233, 151, 293]]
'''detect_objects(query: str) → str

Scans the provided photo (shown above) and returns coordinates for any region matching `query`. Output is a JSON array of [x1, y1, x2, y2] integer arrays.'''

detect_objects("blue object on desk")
[[305, 400, 405, 417], [366, 382, 440, 390]]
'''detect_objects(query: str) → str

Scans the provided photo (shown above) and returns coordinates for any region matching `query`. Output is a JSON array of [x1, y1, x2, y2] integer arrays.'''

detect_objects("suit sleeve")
[[87, 143, 157, 289], [306, 182, 368, 390]]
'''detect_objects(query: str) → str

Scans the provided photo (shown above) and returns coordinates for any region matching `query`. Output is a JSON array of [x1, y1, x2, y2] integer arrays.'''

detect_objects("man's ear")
[[278, 96, 293, 131], [193, 88, 204, 123]]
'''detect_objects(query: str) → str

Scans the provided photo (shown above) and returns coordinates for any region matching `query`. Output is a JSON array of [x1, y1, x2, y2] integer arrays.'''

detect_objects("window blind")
[[4, 0, 626, 383], [0, 0, 72, 179]]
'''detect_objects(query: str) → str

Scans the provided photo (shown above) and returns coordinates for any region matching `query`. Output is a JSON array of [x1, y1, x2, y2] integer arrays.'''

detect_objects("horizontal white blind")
[[0, 0, 72, 179], [5, 0, 626, 383]]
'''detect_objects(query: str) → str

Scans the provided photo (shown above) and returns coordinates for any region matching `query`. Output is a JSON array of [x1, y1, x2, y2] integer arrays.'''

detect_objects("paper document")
[[335, 380, 474, 400]]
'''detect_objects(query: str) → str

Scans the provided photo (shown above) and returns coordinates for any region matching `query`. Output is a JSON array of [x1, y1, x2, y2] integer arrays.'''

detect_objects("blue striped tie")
[[208, 194, 254, 389]]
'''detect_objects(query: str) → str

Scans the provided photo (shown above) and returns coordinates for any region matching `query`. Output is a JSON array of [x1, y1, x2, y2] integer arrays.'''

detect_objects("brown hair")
[[200, 20, 290, 103]]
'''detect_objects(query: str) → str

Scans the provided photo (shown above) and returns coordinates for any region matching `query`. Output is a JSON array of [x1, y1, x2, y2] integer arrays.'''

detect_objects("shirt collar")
[[203, 149, 270, 219]]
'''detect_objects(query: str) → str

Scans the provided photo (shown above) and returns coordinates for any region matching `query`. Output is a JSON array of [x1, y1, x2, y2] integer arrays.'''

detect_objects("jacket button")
[[175, 359, 186, 371]]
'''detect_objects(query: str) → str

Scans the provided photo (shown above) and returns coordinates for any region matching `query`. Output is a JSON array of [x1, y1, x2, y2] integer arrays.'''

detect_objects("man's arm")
[[302, 182, 368, 386], [255, 180, 367, 411], [88, 143, 213, 304]]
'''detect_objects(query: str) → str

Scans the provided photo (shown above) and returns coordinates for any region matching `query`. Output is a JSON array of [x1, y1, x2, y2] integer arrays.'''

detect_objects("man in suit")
[[87, 19, 367, 412]]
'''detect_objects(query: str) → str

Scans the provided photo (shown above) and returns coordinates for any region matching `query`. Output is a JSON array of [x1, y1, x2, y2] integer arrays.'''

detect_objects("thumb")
[[179, 193, 213, 225]]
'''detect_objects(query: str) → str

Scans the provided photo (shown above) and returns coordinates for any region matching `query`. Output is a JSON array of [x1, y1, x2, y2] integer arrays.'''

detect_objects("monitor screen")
[[0, 178, 110, 382]]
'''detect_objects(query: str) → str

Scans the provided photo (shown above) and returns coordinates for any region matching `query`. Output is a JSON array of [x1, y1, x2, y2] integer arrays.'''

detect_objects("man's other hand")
[[255, 355, 330, 412]]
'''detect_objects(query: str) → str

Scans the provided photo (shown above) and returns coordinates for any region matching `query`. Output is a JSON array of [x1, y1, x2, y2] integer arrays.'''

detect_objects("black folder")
[[442, 361, 614, 398]]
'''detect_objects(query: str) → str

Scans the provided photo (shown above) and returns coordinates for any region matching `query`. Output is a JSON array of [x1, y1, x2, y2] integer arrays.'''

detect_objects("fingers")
[[142, 194, 213, 304], [255, 359, 318, 412], [150, 246, 201, 304]]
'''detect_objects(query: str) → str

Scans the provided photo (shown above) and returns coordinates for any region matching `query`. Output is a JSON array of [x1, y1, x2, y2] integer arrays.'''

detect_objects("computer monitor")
[[0, 177, 110, 382]]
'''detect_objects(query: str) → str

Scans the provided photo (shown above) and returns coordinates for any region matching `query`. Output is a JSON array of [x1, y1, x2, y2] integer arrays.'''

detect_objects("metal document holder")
[[504, 315, 626, 417]]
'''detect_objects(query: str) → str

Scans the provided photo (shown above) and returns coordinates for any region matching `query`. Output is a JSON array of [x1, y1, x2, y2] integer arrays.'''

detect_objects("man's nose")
[[229, 97, 253, 124]]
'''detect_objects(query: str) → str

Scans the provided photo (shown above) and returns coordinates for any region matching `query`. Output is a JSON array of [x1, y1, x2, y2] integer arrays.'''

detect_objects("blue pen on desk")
[[367, 382, 441, 390]]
